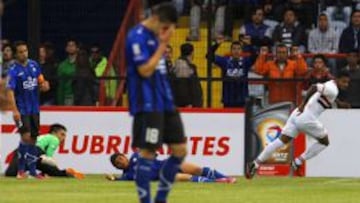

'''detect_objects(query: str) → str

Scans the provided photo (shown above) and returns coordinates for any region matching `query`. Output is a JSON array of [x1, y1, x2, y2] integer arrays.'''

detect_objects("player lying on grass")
[[245, 70, 351, 179], [106, 152, 236, 183], [5, 124, 84, 179]]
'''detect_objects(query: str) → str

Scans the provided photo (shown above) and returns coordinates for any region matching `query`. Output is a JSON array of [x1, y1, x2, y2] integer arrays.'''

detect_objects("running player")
[[245, 70, 351, 179], [106, 152, 236, 183], [125, 3, 186, 203]]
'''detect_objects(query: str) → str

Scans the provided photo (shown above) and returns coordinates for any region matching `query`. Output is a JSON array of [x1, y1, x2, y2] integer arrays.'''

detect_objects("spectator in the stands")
[[164, 44, 174, 75], [303, 54, 333, 90], [339, 10, 360, 53], [272, 8, 306, 51], [187, 0, 227, 41], [224, 0, 260, 40], [342, 50, 360, 108], [207, 38, 253, 107], [262, 0, 279, 36], [39, 42, 58, 105], [2, 43, 15, 78], [254, 44, 307, 105], [57, 39, 79, 105], [172, 43, 203, 107], [239, 6, 272, 54], [89, 44, 108, 105], [308, 13, 339, 74], [287, 0, 317, 29], [73, 49, 96, 106]]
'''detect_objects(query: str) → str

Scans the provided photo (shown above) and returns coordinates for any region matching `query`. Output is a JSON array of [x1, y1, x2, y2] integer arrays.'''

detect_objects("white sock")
[[256, 138, 285, 164], [300, 142, 327, 161]]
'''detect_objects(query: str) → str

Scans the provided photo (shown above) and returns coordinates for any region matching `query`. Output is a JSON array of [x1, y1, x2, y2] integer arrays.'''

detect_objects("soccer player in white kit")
[[245, 70, 351, 179]]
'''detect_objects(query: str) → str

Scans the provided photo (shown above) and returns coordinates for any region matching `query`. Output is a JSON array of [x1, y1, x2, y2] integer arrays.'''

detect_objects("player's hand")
[[105, 174, 116, 181], [159, 25, 175, 44], [13, 110, 20, 122], [39, 80, 50, 92]]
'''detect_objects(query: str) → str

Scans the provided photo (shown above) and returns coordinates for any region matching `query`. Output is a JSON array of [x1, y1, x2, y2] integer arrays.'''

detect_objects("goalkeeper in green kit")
[[5, 124, 84, 179]]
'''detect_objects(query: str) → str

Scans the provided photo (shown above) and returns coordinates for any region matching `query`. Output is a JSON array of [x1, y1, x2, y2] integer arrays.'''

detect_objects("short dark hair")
[[180, 43, 194, 56], [110, 153, 123, 170], [152, 2, 178, 24], [2, 43, 12, 52], [337, 70, 350, 79], [13, 41, 27, 53], [276, 43, 288, 49], [284, 8, 297, 17], [230, 41, 242, 49], [318, 13, 328, 19], [313, 54, 328, 66], [351, 9, 360, 19], [66, 38, 79, 47], [49, 123, 67, 134]]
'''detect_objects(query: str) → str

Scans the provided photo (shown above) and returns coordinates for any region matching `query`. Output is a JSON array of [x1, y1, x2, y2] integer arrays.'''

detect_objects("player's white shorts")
[[282, 108, 328, 139]]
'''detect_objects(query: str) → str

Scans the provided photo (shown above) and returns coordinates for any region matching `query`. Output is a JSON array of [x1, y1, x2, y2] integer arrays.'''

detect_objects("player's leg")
[[246, 116, 298, 179], [180, 162, 232, 181], [154, 111, 186, 203], [293, 121, 329, 169], [5, 149, 19, 177], [36, 161, 84, 179], [133, 112, 164, 203], [16, 119, 32, 178], [175, 173, 214, 183], [25, 114, 42, 178]]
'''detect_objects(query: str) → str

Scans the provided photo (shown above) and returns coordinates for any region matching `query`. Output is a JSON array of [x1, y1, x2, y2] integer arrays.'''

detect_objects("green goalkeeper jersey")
[[36, 134, 60, 157]]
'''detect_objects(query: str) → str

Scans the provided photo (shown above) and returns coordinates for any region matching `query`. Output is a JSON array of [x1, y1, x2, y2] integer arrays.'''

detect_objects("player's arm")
[[38, 74, 50, 92], [6, 74, 21, 122], [206, 37, 227, 68], [137, 26, 175, 78], [298, 85, 318, 113]]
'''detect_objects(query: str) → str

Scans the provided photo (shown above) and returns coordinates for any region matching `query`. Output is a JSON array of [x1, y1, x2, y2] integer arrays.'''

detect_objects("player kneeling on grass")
[[5, 124, 84, 179], [106, 152, 236, 183]]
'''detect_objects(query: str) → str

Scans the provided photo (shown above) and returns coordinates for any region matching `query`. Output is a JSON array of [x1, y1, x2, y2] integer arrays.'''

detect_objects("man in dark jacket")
[[172, 43, 203, 107], [272, 8, 306, 50], [339, 10, 360, 53]]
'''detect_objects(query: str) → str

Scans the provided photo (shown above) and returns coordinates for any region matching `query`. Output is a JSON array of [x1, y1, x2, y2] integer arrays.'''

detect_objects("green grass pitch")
[[1, 175, 360, 203]]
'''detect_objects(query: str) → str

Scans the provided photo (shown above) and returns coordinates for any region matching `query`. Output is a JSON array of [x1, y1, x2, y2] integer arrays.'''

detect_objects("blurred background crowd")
[[2, 0, 360, 108]]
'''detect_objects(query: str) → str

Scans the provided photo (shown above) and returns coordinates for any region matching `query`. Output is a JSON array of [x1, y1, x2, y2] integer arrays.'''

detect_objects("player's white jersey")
[[303, 80, 339, 118]]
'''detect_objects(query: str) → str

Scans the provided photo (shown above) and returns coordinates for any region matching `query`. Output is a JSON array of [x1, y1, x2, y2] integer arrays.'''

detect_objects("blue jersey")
[[126, 24, 175, 115], [214, 56, 251, 106], [117, 152, 164, 181], [7, 60, 43, 115]]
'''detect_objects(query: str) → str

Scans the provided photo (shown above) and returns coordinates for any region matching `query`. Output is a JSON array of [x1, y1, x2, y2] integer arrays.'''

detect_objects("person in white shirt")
[[245, 70, 351, 179]]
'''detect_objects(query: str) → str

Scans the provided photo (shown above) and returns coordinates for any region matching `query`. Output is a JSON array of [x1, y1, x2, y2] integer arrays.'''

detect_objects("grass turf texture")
[[1, 175, 360, 203]]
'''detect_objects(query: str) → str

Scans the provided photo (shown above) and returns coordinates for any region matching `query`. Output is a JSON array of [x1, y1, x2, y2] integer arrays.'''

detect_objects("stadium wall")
[[0, 107, 245, 175], [306, 109, 360, 177], [2, 108, 359, 177]]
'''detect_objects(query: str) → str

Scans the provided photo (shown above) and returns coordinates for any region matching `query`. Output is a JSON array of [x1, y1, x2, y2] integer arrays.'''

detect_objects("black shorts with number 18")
[[132, 111, 186, 150]]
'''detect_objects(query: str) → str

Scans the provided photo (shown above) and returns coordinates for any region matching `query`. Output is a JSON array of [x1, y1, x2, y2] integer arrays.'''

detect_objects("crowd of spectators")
[[3, 0, 360, 108], [1, 39, 115, 106]]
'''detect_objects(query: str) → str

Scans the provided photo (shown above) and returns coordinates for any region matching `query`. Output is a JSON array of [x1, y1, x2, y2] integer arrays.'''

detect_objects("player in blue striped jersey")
[[125, 3, 187, 203], [6, 41, 50, 179]]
